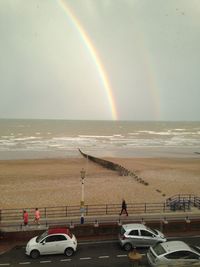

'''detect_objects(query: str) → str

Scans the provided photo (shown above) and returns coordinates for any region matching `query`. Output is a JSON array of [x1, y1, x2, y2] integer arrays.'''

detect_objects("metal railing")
[[166, 194, 200, 210], [1, 194, 199, 223]]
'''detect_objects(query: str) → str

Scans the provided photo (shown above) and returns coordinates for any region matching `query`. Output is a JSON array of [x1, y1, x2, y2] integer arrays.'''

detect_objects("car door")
[[140, 229, 157, 247], [55, 235, 68, 254], [39, 235, 60, 255], [182, 250, 200, 265], [127, 229, 141, 247]]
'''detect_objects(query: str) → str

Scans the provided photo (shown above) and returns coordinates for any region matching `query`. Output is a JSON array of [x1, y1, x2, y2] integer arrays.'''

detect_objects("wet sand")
[[0, 157, 200, 209]]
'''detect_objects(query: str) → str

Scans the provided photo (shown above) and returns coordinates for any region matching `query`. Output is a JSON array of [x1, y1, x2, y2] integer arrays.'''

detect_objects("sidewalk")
[[1, 210, 200, 232]]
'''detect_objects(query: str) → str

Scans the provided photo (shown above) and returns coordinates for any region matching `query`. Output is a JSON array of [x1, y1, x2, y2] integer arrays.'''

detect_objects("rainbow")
[[59, 0, 118, 120]]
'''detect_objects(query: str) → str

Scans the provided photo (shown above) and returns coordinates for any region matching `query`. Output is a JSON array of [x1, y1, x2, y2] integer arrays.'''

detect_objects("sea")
[[0, 119, 200, 160]]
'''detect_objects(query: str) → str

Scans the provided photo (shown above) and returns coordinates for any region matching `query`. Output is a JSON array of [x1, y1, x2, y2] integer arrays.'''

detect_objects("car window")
[[166, 251, 183, 259], [182, 251, 199, 259], [165, 250, 199, 259], [129, 230, 139, 236], [45, 235, 67, 242], [140, 230, 154, 237]]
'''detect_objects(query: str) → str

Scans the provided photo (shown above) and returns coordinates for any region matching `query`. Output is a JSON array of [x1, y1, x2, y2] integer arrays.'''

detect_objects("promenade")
[[1, 194, 199, 230], [1, 194, 200, 255], [1, 209, 200, 256]]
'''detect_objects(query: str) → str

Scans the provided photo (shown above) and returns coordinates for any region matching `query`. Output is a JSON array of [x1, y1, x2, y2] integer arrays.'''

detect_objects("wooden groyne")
[[78, 149, 149, 186]]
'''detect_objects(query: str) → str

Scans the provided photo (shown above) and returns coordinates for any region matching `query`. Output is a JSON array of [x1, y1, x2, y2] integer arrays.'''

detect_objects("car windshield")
[[146, 227, 157, 235], [36, 231, 48, 243], [190, 245, 200, 254], [120, 227, 126, 235], [152, 243, 166, 256]]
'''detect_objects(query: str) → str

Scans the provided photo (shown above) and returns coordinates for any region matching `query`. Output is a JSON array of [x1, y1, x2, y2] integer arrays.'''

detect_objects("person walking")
[[120, 199, 128, 216], [23, 210, 29, 226], [34, 208, 40, 225]]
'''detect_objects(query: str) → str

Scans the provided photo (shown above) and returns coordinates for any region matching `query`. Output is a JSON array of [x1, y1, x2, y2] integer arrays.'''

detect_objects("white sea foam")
[[0, 120, 199, 159], [138, 130, 171, 135], [78, 135, 113, 139], [174, 128, 186, 131], [128, 132, 140, 135]]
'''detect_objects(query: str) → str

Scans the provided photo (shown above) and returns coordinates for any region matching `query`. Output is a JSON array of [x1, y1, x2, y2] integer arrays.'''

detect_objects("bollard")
[[118, 218, 122, 226], [185, 216, 191, 223], [163, 217, 168, 224], [80, 216, 84, 225], [94, 219, 99, 227], [70, 221, 74, 229]]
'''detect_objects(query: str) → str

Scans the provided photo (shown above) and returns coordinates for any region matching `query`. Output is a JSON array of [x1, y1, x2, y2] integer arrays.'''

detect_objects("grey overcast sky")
[[0, 0, 200, 121]]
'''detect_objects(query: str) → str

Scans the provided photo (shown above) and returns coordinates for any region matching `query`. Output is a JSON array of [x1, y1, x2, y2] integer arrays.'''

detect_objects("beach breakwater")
[[79, 149, 149, 186]]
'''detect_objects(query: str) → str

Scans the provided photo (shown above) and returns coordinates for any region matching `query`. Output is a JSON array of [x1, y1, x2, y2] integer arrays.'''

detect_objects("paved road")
[[1, 236, 200, 267], [0, 240, 146, 267]]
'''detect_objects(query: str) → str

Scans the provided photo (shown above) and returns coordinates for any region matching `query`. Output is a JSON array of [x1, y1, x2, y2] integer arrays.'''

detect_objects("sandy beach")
[[0, 156, 200, 209]]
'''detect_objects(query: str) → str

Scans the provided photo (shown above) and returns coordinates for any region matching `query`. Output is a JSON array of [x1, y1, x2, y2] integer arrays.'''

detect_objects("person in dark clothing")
[[120, 199, 128, 216]]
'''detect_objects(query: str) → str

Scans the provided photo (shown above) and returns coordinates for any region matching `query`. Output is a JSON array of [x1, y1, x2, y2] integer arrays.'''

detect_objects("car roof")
[[122, 223, 147, 231], [48, 228, 70, 235], [161, 241, 191, 253]]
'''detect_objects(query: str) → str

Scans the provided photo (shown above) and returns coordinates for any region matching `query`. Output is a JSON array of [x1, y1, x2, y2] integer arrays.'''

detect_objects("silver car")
[[118, 223, 166, 251], [147, 240, 200, 266]]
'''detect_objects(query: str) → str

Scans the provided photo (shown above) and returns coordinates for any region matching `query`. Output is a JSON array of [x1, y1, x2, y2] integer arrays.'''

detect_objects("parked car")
[[26, 227, 77, 259], [147, 240, 200, 266], [118, 223, 166, 251]]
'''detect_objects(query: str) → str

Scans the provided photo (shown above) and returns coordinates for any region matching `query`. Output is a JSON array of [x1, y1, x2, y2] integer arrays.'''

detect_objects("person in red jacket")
[[23, 210, 29, 226]]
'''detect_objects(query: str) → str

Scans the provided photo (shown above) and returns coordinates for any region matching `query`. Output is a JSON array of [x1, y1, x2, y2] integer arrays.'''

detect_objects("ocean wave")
[[0, 134, 199, 151], [0, 120, 199, 157]]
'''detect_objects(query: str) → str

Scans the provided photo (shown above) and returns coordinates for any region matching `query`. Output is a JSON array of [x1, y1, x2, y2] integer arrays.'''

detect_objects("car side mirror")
[[42, 240, 46, 245]]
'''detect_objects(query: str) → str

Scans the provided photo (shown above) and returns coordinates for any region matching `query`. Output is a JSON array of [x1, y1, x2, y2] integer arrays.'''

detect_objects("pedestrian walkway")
[[1, 209, 200, 233]]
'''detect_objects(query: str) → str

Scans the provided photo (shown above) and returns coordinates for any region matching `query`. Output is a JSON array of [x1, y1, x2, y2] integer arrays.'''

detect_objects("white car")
[[26, 227, 77, 259], [119, 223, 166, 251], [147, 240, 200, 266]]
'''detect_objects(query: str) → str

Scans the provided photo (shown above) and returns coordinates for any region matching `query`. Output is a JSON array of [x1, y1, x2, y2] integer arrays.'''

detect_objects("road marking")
[[60, 259, 72, 262], [99, 255, 110, 259], [117, 254, 127, 257], [79, 240, 118, 245], [0, 264, 10, 266], [39, 261, 52, 263], [80, 257, 92, 260], [19, 263, 31, 265]]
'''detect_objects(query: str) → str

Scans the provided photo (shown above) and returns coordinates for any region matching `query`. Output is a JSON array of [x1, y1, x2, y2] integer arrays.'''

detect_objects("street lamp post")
[[80, 168, 86, 224]]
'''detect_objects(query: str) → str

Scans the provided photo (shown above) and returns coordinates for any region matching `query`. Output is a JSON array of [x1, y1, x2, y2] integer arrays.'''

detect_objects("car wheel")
[[123, 243, 132, 251], [30, 249, 40, 259], [64, 247, 74, 257]]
